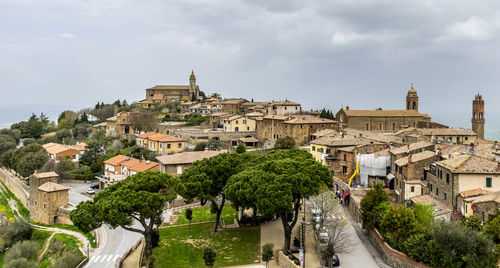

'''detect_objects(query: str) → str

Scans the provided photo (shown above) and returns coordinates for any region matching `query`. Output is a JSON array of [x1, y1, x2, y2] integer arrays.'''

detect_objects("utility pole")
[[301, 197, 306, 268]]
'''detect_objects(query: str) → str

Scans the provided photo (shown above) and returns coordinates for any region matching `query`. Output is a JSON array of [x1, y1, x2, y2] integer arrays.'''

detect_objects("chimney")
[[407, 154, 413, 181], [346, 106, 350, 110], [114, 105, 118, 116]]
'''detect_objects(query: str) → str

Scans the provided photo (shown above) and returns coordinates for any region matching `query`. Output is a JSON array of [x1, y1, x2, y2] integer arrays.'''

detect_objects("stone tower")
[[189, 70, 199, 99], [406, 84, 419, 112], [472, 93, 485, 140]]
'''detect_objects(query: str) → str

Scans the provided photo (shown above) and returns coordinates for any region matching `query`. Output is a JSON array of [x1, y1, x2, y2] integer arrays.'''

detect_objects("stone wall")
[[57, 206, 73, 225], [277, 251, 300, 268], [369, 228, 431, 268], [0, 168, 29, 208]]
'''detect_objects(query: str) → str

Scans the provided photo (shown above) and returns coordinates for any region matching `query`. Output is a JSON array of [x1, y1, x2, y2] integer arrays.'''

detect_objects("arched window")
[[480, 112, 483, 119], [412, 101, 417, 110], [407, 101, 410, 110]]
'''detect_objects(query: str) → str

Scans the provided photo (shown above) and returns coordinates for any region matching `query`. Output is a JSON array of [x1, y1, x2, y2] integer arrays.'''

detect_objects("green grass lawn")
[[173, 205, 237, 226], [153, 223, 260, 268]]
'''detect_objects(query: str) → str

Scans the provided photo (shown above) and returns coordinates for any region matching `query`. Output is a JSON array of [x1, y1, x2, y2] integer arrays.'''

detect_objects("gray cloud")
[[1, 0, 500, 136]]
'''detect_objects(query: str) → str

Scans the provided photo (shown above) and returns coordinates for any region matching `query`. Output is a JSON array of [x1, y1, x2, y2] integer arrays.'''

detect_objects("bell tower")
[[189, 70, 199, 99], [472, 93, 485, 140], [406, 84, 419, 112]]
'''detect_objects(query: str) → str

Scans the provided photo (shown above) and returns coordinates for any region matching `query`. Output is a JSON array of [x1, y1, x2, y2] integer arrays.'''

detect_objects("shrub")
[[274, 137, 295, 149], [4, 240, 40, 263], [5, 257, 36, 268], [49, 250, 84, 268], [203, 247, 217, 267], [0, 220, 32, 247]]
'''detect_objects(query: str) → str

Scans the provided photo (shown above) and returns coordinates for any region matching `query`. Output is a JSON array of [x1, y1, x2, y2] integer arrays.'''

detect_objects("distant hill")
[[0, 104, 83, 129]]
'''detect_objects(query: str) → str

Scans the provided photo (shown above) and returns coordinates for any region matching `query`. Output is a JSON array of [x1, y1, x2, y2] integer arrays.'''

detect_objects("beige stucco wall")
[[404, 183, 422, 200], [457, 174, 500, 193], [225, 118, 256, 132]]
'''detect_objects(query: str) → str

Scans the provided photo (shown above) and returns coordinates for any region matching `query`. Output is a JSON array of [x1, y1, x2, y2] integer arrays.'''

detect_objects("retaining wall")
[[277, 251, 300, 268], [0, 168, 29, 208], [369, 228, 431, 268]]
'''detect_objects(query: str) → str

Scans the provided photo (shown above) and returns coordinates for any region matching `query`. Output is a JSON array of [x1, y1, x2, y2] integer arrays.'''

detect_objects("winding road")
[[61, 182, 143, 268]]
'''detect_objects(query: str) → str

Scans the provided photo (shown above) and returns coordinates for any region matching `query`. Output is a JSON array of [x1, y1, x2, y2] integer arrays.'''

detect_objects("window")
[[411, 186, 415, 192], [326, 149, 331, 154], [300, 125, 303, 129], [446, 173, 450, 184], [232, 140, 237, 146], [444, 192, 447, 200], [436, 187, 439, 196], [486, 177, 492, 188], [44, 203, 47, 209], [310, 125, 313, 129], [365, 124, 369, 131], [178, 143, 182, 148], [379, 123, 383, 130], [343, 154, 346, 161], [285, 107, 287, 110], [295, 107, 298, 110], [177, 165, 183, 174], [236, 120, 238, 124], [342, 166, 347, 174], [243, 120, 247, 124], [318, 148, 324, 153], [167, 144, 171, 149], [312, 146, 316, 151], [429, 184, 433, 192]]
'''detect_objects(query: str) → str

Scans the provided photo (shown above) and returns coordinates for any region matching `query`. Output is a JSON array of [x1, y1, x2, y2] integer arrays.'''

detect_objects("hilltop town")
[[0, 71, 498, 268]]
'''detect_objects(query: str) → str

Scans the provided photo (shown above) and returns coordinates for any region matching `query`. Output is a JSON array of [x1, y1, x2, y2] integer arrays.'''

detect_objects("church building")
[[139, 71, 200, 107], [336, 85, 439, 132]]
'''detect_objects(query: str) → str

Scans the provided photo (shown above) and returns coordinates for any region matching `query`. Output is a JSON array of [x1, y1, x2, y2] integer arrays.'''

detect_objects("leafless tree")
[[129, 112, 157, 132], [309, 189, 337, 232], [310, 190, 354, 267]]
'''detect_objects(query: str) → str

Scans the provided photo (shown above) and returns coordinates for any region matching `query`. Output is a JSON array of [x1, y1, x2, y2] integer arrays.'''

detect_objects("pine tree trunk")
[[144, 229, 153, 268], [212, 196, 225, 233]]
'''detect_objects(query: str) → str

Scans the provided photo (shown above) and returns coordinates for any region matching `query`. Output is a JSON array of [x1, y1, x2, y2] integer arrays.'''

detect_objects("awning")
[[239, 137, 259, 143], [451, 212, 463, 220], [386, 173, 395, 180]]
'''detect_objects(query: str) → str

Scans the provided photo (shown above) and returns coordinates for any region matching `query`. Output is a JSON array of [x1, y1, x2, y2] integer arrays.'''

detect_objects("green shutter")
[[486, 177, 492, 188]]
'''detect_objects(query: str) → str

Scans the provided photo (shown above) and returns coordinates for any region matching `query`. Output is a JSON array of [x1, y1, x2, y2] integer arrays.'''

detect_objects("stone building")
[[336, 86, 436, 131], [395, 127, 476, 145], [221, 98, 248, 114], [156, 151, 223, 176], [266, 100, 302, 116], [29, 172, 70, 225], [393, 151, 440, 203], [222, 115, 257, 132], [427, 154, 500, 214], [471, 94, 485, 140], [139, 71, 200, 106], [257, 115, 337, 146]]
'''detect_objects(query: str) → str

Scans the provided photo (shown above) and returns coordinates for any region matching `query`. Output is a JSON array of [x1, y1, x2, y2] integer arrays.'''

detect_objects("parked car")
[[90, 182, 99, 189], [87, 188, 96, 195], [331, 254, 340, 266], [311, 209, 321, 223]]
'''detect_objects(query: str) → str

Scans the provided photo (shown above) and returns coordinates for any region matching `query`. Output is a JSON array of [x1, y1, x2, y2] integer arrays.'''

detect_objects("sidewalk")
[[342, 206, 391, 268], [121, 239, 145, 268]]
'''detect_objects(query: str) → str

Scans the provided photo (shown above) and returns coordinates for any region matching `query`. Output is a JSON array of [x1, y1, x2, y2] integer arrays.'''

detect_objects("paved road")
[[61, 182, 142, 268], [337, 206, 389, 268]]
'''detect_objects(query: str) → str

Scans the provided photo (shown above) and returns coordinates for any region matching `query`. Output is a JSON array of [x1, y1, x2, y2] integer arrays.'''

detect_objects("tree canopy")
[[360, 182, 389, 230], [70, 171, 178, 267], [179, 153, 261, 232], [226, 149, 331, 250]]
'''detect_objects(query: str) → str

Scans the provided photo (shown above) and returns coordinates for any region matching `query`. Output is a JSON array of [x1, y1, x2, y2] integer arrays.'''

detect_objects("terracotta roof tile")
[[129, 161, 158, 172], [38, 182, 69, 192], [104, 155, 130, 166], [156, 151, 222, 165], [389, 141, 434, 155], [395, 151, 437, 166], [436, 154, 500, 174], [459, 188, 492, 198], [344, 109, 429, 118], [33, 171, 59, 179]]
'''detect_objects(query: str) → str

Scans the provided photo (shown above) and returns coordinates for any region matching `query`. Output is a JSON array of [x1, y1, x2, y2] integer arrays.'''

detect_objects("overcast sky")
[[1, 0, 500, 132]]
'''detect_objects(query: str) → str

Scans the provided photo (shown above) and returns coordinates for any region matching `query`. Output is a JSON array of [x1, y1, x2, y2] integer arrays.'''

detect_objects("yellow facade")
[[310, 143, 329, 165], [224, 117, 256, 132], [148, 140, 185, 155]]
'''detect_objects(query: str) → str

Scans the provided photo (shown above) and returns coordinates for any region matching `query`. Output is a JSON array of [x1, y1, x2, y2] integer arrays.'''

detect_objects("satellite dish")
[[470, 148, 475, 154], [471, 204, 477, 211], [470, 143, 475, 148]]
